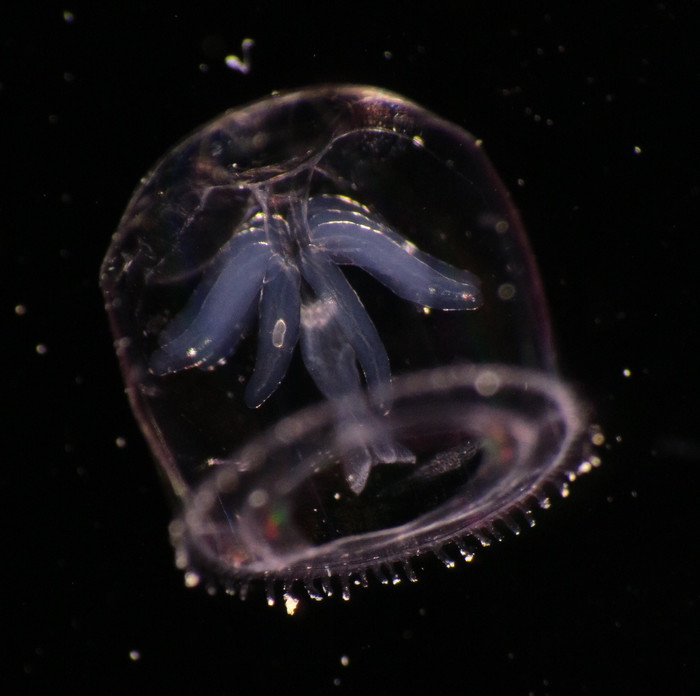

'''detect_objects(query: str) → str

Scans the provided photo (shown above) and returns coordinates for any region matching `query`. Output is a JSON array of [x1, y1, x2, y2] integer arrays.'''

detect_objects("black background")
[[6, 1, 700, 693]]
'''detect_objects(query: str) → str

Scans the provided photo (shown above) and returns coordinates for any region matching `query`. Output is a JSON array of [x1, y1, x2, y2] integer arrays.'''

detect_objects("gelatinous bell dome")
[[101, 85, 595, 606]]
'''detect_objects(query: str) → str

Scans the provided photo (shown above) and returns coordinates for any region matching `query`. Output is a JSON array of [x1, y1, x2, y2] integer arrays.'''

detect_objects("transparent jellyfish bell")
[[101, 85, 593, 604]]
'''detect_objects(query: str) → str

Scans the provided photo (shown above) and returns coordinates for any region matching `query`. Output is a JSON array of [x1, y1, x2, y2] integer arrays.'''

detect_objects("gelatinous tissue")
[[101, 85, 599, 609]]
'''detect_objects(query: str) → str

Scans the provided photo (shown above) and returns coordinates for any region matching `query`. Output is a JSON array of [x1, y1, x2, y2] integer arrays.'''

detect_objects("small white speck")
[[14, 304, 26, 316], [248, 489, 269, 508], [633, 145, 642, 155], [184, 570, 200, 588], [340, 655, 349, 667], [497, 283, 516, 300], [495, 219, 509, 233], [622, 368, 632, 377], [225, 38, 255, 74], [36, 344, 48, 355], [129, 650, 140, 661], [475, 370, 500, 397], [115, 437, 127, 449]]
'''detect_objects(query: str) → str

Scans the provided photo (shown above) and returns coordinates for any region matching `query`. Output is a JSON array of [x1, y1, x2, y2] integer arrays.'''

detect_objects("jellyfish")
[[101, 85, 595, 607]]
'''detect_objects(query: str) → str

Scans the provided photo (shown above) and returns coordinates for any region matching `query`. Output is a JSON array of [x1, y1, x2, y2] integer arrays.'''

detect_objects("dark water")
[[6, 2, 700, 693]]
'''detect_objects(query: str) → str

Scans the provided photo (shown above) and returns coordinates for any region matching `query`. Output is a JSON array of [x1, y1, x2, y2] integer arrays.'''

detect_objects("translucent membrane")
[[171, 364, 589, 595], [101, 85, 593, 603]]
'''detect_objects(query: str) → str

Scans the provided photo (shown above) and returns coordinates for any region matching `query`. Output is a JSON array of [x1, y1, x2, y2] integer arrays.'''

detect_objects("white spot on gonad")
[[272, 318, 286, 347]]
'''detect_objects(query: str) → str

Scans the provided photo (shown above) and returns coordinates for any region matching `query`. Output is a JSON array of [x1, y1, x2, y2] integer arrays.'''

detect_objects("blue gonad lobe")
[[308, 195, 481, 310], [245, 254, 301, 408], [150, 226, 271, 375]]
